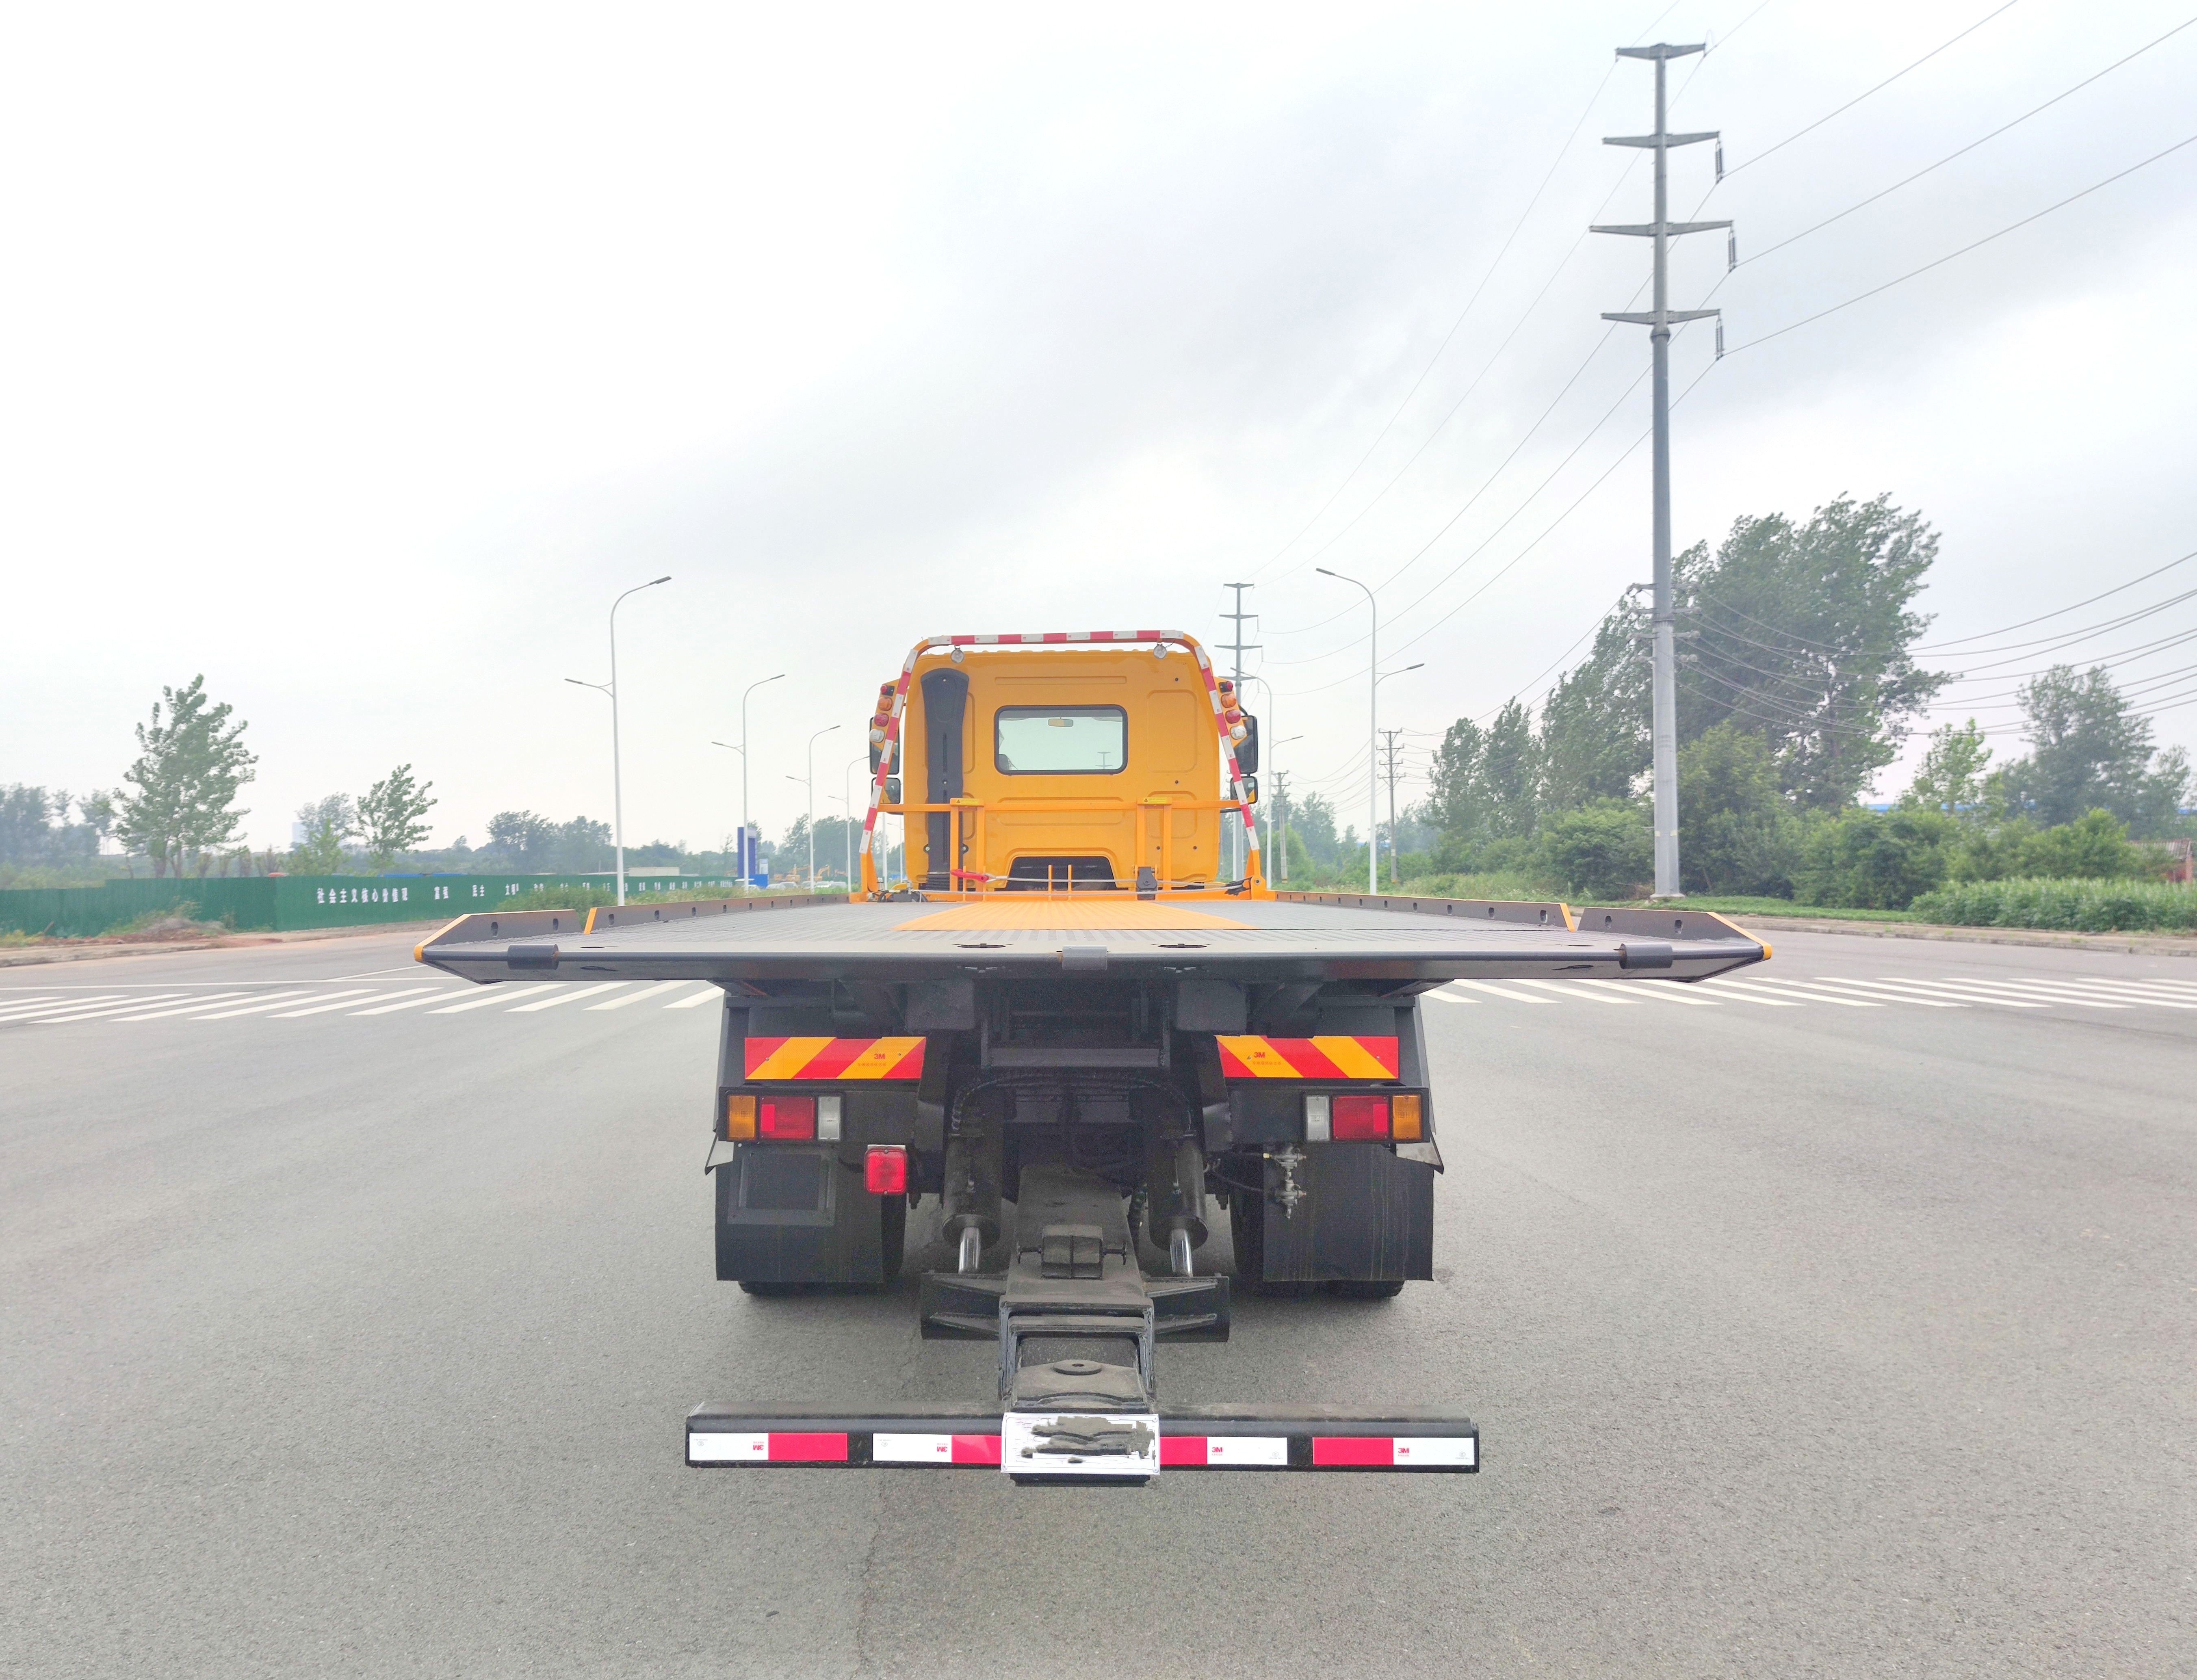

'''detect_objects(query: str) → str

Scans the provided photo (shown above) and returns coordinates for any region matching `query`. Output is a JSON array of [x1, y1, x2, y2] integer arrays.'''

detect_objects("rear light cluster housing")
[[722, 1091, 907, 1195], [1304, 1091, 1424, 1143]]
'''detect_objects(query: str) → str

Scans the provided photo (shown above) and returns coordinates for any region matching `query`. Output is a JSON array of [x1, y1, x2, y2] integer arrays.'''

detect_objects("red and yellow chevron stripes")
[[1214, 1036, 1399, 1080], [743, 1037, 927, 1081]]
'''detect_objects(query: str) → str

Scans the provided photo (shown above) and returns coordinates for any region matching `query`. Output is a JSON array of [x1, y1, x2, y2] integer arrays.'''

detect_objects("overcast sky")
[[5, 0, 2193, 854]]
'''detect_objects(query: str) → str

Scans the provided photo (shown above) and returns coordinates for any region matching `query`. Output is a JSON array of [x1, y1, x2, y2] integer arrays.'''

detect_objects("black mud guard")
[[715, 1143, 899, 1285], [1252, 1145, 1434, 1284]]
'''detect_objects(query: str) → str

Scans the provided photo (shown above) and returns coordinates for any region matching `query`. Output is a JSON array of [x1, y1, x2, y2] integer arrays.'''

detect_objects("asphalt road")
[[3, 929, 2193, 1678]]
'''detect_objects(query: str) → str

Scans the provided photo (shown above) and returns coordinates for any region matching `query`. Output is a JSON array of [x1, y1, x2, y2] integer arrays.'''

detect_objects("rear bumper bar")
[[687, 1403, 1478, 1472]]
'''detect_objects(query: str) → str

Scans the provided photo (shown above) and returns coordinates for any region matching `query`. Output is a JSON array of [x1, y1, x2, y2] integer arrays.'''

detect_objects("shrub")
[[1796, 807, 1956, 909], [1537, 802, 1652, 901], [1912, 877, 2197, 933], [1677, 724, 1800, 896]]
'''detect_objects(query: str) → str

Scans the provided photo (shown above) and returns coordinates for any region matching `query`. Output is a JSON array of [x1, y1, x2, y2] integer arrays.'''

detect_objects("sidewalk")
[[1730, 912, 2197, 959], [0, 920, 446, 969]]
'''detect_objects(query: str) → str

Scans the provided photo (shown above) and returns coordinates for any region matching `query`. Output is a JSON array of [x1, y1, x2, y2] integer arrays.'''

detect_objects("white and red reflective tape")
[[855, 628, 1261, 886], [688, 1425, 1476, 1470]]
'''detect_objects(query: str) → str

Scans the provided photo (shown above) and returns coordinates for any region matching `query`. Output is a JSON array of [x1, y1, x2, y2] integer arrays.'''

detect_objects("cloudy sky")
[[5, 0, 2193, 853]]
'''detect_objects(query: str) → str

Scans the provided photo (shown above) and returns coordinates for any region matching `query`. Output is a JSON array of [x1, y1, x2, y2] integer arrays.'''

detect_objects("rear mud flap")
[[714, 1143, 899, 1285], [1247, 1145, 1434, 1284]]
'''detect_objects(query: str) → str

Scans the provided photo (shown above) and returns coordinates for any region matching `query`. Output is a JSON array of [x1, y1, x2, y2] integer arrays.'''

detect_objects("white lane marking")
[[1688, 981, 1801, 1007], [194, 990, 344, 1018], [586, 980, 691, 1010], [1579, 979, 1721, 1006], [1913, 978, 2125, 1009], [1796, 979, 1967, 1008], [0, 994, 132, 1021], [2066, 976, 2197, 997], [18, 993, 200, 1022], [1715, 979, 1878, 1007], [508, 983, 630, 1012], [427, 985, 557, 1014], [665, 986, 723, 1009], [1512, 979, 1639, 1005], [106, 992, 264, 1021], [1830, 976, 2041, 1008], [2041, 979, 2197, 1009], [269, 989, 422, 1018], [1424, 990, 1476, 1005], [0, 994, 67, 1010], [350, 991, 468, 1015], [1445, 979, 1556, 1005]]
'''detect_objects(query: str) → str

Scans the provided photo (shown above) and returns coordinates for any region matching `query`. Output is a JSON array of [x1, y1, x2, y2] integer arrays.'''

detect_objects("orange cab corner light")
[[724, 1093, 758, 1140], [1391, 1093, 1424, 1141]]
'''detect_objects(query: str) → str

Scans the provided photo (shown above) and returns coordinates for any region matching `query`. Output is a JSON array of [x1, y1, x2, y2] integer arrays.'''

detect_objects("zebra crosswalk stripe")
[[1512, 979, 1638, 1005], [1444, 980, 1556, 1005]]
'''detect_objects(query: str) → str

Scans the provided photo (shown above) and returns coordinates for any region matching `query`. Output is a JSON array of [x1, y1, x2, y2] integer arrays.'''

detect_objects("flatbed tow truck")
[[418, 630, 1767, 1481]]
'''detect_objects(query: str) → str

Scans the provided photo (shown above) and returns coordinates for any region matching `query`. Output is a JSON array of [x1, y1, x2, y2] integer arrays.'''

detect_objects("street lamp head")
[[711, 740, 742, 753], [649, 575, 671, 586]]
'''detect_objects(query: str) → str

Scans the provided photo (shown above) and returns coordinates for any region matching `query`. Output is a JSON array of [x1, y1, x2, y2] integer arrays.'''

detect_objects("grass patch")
[[1365, 873, 1555, 902], [1666, 896, 1922, 923], [1911, 877, 2197, 934]]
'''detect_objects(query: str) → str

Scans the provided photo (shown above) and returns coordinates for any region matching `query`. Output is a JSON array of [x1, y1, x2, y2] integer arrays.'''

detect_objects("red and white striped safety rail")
[[857, 629, 1263, 889], [687, 1407, 1478, 1473]]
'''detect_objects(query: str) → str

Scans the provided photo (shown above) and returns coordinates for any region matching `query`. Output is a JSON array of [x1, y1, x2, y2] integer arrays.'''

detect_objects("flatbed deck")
[[416, 890, 1768, 987]]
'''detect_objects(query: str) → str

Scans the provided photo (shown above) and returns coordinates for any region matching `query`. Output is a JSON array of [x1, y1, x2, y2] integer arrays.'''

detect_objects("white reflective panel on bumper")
[[1394, 1436, 1476, 1468], [873, 1433, 954, 1464], [688, 1432, 769, 1463]]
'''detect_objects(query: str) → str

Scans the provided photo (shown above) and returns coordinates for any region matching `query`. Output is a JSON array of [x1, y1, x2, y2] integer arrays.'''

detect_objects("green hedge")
[[0, 872, 752, 938], [1909, 877, 2197, 934]]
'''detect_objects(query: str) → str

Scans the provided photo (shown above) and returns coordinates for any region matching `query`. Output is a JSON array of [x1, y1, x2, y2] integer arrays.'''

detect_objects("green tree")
[[291, 795, 357, 874], [2017, 808, 2147, 879], [485, 810, 554, 864], [1993, 665, 2191, 835], [1677, 723, 1798, 896], [1426, 716, 1490, 841], [1538, 802, 1651, 901], [114, 675, 258, 877], [1679, 496, 1944, 810], [1903, 719, 1992, 818], [1427, 700, 1539, 844], [359, 764, 437, 870], [1535, 595, 1651, 813]]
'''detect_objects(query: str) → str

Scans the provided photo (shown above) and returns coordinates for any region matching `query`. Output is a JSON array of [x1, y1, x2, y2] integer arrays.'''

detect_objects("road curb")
[[1732, 914, 2197, 959], [0, 921, 445, 969]]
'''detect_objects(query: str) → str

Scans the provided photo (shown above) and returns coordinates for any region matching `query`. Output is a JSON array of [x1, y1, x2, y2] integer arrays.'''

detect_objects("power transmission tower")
[[1379, 728, 1405, 887], [1219, 582, 1260, 879], [1593, 42, 1730, 900]]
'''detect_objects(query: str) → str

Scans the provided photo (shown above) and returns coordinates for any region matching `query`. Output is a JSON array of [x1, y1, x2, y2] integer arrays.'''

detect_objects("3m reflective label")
[[743, 1037, 927, 1080], [1215, 1037, 1400, 1080], [689, 1432, 769, 1463], [1159, 1434, 1290, 1467], [1393, 1437, 1476, 1468], [873, 1433, 1002, 1466]]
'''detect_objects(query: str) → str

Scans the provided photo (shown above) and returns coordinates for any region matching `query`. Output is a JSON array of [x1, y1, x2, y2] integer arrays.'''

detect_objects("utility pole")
[[1271, 771, 1288, 881], [1219, 582, 1259, 879], [1379, 728, 1405, 888], [1594, 42, 1729, 899]]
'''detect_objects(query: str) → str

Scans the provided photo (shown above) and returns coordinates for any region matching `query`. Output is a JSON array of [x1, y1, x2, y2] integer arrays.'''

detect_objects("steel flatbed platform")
[[414, 889, 1768, 988]]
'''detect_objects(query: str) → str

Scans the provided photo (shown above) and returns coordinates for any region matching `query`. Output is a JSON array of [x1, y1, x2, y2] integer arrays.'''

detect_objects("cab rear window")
[[994, 706, 1127, 775]]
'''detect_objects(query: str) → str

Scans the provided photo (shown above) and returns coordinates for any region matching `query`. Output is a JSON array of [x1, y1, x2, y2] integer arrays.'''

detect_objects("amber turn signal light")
[[1391, 1093, 1424, 1141], [724, 1093, 756, 1140]]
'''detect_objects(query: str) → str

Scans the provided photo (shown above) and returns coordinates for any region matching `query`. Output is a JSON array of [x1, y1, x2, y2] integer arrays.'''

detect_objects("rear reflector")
[[759, 1095, 816, 1140], [1331, 1094, 1390, 1141], [865, 1144, 908, 1195], [724, 1093, 756, 1140], [816, 1094, 843, 1142], [1391, 1093, 1424, 1141]]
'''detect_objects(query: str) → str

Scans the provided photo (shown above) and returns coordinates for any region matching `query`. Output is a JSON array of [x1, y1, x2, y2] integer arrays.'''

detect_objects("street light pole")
[[1372, 663, 1423, 888], [713, 672, 785, 890], [1317, 568, 1379, 894], [841, 753, 864, 888], [565, 574, 669, 907], [787, 723, 840, 887]]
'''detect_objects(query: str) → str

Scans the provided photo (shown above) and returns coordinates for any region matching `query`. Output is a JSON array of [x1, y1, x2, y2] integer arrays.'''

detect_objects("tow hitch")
[[687, 1163, 1478, 1479]]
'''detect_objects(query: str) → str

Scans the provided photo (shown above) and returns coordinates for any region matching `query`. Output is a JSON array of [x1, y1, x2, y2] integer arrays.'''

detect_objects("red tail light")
[[865, 1144, 908, 1195], [758, 1095, 816, 1140], [1331, 1094, 1391, 1141]]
